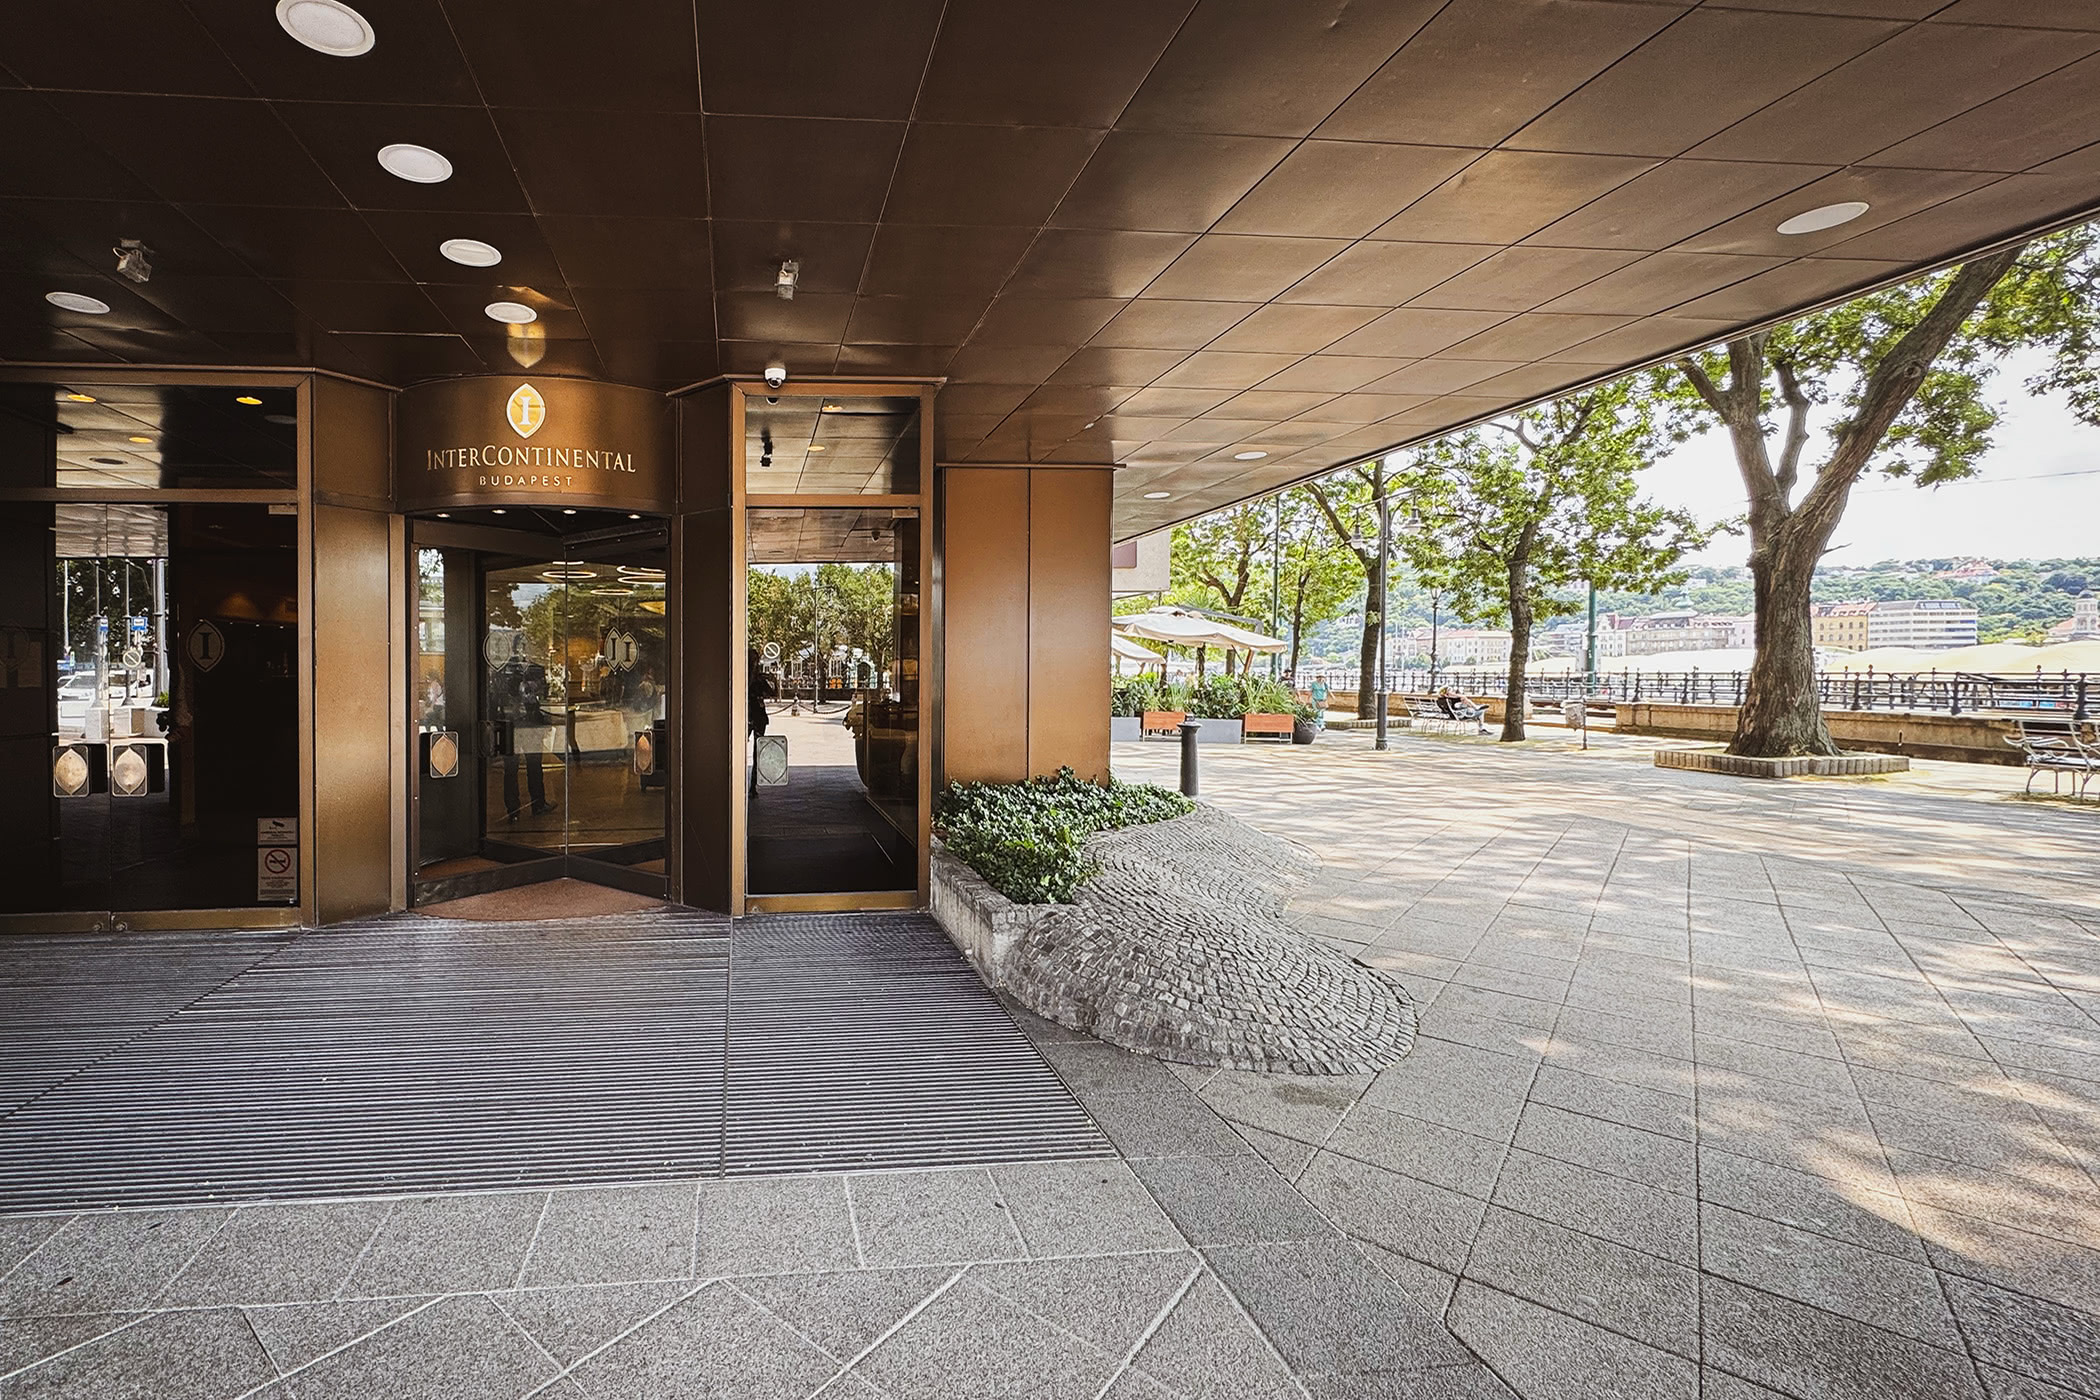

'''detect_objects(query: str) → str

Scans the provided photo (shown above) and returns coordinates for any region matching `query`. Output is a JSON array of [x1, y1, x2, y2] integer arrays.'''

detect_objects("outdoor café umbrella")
[[1112, 632, 1165, 674], [1113, 607, 1287, 653]]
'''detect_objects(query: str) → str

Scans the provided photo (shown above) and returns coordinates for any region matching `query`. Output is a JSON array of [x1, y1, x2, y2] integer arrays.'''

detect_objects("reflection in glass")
[[0, 502, 299, 912], [0, 383, 296, 491], [745, 508, 919, 894], [743, 394, 920, 495]]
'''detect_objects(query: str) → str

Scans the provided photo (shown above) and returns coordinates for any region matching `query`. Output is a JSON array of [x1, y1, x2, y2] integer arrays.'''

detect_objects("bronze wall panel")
[[675, 386, 734, 912], [311, 502, 395, 922], [939, 468, 1030, 783], [1027, 468, 1113, 784], [311, 373, 391, 507]]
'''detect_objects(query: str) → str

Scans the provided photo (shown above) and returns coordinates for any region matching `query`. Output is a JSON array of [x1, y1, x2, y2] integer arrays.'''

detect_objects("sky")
[[1635, 348, 2100, 569]]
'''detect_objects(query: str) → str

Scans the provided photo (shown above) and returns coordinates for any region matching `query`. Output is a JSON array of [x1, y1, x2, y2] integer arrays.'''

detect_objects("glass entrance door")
[[411, 515, 668, 906]]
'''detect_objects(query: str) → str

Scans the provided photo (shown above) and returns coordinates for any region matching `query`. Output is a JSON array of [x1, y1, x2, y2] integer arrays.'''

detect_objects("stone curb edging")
[[931, 806, 1417, 1076], [1654, 745, 1910, 778]]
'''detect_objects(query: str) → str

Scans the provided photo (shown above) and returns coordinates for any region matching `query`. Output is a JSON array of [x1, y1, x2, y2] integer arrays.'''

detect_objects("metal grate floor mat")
[[0, 909, 1107, 1212]]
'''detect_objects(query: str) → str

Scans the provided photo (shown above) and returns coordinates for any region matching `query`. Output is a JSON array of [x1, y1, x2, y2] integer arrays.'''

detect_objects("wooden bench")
[[1240, 712, 1295, 743], [1140, 709, 1187, 740], [2008, 717, 2100, 799]]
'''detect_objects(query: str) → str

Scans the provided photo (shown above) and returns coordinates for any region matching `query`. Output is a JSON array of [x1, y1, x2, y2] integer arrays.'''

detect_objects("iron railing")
[[1290, 666, 2097, 720]]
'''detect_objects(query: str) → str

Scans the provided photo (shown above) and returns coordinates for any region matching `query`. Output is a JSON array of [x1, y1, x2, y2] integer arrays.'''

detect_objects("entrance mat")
[[0, 912, 1107, 1212]]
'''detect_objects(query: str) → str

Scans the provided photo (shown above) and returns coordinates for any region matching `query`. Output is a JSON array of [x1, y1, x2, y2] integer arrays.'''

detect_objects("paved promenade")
[[1118, 730, 2100, 1399]]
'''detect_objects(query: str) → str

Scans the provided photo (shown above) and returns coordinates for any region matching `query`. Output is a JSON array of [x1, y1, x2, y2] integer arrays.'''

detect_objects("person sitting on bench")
[[1435, 686, 1488, 733]]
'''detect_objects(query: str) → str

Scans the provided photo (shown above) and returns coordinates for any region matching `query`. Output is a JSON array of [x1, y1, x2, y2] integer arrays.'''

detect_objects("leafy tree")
[[1273, 488, 1359, 682], [1305, 461, 1399, 717], [1394, 380, 1712, 741], [1169, 500, 1274, 677], [1665, 225, 2100, 756]]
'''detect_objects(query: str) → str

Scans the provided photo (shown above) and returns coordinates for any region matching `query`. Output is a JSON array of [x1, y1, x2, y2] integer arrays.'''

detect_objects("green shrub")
[[1111, 674, 1164, 717], [935, 766, 1194, 903]]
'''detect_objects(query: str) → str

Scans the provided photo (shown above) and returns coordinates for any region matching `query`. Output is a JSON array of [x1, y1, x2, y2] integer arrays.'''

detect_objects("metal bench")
[[1404, 695, 1488, 736], [2007, 717, 2100, 799]]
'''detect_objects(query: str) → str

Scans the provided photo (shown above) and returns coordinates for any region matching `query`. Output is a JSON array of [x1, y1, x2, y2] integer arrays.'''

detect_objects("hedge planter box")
[[1110, 716, 1141, 742], [1189, 718, 1242, 744], [1655, 746, 1909, 779], [929, 842, 1067, 988]]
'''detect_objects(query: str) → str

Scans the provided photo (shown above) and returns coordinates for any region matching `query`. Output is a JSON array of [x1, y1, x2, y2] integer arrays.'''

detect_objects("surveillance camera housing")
[[762, 364, 787, 390]]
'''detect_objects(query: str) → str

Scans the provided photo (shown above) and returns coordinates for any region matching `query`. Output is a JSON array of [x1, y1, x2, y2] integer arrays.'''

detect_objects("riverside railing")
[[1291, 667, 2096, 720]]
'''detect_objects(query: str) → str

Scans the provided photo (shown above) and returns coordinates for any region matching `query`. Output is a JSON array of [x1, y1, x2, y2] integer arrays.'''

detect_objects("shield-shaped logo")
[[506, 383, 546, 439]]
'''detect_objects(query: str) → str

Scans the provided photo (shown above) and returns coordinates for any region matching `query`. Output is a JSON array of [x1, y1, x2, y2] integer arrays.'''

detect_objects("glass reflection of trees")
[[748, 564, 897, 693]]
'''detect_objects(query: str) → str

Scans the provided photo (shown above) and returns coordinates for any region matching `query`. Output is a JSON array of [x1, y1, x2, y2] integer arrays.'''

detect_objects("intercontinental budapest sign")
[[394, 376, 673, 514]]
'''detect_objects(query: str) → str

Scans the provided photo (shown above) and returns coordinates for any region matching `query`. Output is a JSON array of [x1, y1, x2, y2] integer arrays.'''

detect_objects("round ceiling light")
[[806, 444, 827, 452], [275, 0, 375, 56], [377, 143, 453, 184], [64, 392, 96, 403], [1232, 450, 1269, 461], [127, 435, 152, 443], [1777, 200, 1870, 236], [46, 291, 110, 315], [1142, 490, 1172, 500], [235, 395, 263, 406], [491, 508, 507, 515], [484, 300, 537, 324], [440, 238, 502, 268]]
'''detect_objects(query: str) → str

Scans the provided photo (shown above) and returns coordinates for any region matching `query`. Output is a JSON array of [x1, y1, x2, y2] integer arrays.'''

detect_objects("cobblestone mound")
[[1005, 805, 1416, 1074]]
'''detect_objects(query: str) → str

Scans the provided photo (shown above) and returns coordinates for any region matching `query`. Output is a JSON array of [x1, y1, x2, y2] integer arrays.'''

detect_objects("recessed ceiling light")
[[561, 508, 576, 515], [46, 291, 110, 315], [492, 508, 507, 515], [377, 143, 453, 184], [484, 301, 536, 324], [64, 392, 96, 403], [89, 456, 126, 466], [628, 514, 641, 520], [440, 238, 502, 268], [128, 435, 151, 443], [821, 404, 843, 413], [1777, 200, 1870, 236], [235, 395, 263, 405], [806, 444, 827, 451], [275, 0, 375, 56], [1233, 450, 1269, 461], [1143, 490, 1172, 500], [436, 512, 449, 518]]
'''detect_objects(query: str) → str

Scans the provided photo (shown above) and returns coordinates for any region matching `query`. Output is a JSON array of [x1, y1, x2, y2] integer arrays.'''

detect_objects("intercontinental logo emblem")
[[506, 383, 546, 439]]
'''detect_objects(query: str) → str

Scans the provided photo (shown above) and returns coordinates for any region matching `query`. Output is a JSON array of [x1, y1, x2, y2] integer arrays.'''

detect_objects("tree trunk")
[[1731, 526, 1835, 757], [1287, 575, 1310, 683], [1502, 554, 1531, 742], [1356, 570, 1383, 718]]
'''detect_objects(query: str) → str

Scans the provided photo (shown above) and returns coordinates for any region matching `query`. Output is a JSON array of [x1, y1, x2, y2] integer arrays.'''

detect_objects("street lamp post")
[[1375, 478, 1391, 753], [1270, 491, 1283, 681]]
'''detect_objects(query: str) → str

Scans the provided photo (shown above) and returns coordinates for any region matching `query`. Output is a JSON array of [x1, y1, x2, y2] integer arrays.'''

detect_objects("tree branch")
[[1797, 242, 2027, 538], [1675, 357, 1726, 415]]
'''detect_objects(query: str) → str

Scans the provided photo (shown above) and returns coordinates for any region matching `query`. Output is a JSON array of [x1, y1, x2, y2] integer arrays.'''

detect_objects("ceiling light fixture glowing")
[[561, 508, 576, 515], [377, 143, 453, 184], [436, 512, 450, 518], [46, 291, 110, 315], [235, 395, 263, 405], [1143, 490, 1172, 500], [1232, 450, 1269, 461], [821, 404, 843, 413], [128, 435, 151, 443], [484, 300, 537, 324], [64, 392, 96, 403], [492, 508, 507, 514], [806, 444, 827, 451], [1777, 200, 1870, 235], [628, 514, 642, 520], [440, 237, 502, 267], [275, 0, 375, 56]]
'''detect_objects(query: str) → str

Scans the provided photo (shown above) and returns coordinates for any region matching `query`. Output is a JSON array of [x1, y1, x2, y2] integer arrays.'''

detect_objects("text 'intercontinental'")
[[426, 443, 640, 488]]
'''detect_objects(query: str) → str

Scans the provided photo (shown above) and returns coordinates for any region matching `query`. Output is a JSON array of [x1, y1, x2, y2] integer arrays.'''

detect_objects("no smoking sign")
[[257, 845, 297, 902]]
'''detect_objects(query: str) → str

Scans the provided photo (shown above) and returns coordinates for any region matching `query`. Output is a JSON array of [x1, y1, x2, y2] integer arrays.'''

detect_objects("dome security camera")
[[762, 363, 787, 390]]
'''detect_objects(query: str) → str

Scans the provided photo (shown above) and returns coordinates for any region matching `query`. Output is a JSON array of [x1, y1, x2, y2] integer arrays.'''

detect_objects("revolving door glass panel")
[[412, 517, 668, 904]]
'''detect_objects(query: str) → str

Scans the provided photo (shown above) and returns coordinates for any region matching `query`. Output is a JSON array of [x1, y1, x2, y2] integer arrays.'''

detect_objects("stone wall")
[[1617, 702, 2025, 765]]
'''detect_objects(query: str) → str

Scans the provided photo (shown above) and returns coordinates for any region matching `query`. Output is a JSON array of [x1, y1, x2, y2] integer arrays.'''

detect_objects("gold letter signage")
[[394, 376, 672, 514]]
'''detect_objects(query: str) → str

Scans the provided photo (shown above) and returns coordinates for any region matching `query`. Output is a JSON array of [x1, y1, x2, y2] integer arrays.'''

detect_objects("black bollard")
[[1179, 719, 1202, 798], [1374, 689, 1389, 751]]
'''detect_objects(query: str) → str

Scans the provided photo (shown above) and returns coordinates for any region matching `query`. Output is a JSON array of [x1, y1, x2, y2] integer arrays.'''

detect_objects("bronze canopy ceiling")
[[2, 0, 2098, 536]]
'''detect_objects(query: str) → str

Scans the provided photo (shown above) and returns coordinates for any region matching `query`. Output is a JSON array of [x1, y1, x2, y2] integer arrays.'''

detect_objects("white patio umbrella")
[[1112, 632, 1166, 674], [1113, 607, 1286, 653]]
